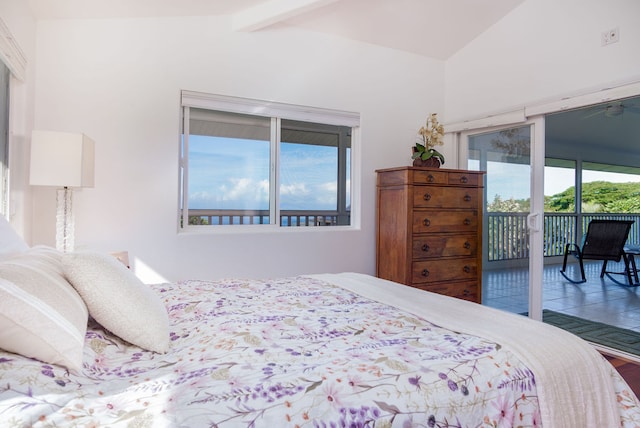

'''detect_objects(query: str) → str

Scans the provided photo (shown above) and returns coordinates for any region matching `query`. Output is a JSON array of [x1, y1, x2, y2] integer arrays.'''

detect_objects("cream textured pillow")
[[0, 247, 88, 372], [63, 252, 170, 353]]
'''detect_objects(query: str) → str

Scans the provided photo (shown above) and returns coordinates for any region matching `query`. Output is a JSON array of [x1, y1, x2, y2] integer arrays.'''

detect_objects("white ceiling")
[[26, 0, 525, 60]]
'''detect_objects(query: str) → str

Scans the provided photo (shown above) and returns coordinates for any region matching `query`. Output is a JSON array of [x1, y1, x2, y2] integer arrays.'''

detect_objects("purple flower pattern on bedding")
[[0, 276, 639, 427]]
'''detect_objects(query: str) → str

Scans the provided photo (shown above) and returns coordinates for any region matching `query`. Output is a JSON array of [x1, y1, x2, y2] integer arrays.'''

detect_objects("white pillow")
[[63, 252, 169, 353], [0, 247, 88, 372], [0, 216, 29, 260]]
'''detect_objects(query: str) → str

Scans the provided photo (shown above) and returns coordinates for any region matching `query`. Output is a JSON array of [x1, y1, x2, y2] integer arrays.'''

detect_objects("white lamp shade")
[[30, 130, 95, 188]]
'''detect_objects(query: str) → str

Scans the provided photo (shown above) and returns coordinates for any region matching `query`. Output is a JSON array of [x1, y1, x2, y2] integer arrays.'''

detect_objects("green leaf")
[[430, 149, 446, 164], [374, 400, 401, 415], [306, 380, 323, 393], [431, 148, 442, 156]]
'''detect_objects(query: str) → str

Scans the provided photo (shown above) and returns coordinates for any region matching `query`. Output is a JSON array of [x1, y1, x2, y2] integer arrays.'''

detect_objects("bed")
[[1, 243, 640, 427]]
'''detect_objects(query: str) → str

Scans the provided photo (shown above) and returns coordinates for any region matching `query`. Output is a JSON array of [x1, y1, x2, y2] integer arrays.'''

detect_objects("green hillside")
[[488, 181, 640, 213], [546, 181, 640, 213]]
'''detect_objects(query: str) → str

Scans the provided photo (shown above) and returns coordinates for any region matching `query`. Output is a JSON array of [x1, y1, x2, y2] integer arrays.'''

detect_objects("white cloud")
[[318, 181, 337, 193], [190, 175, 344, 210], [221, 178, 269, 202], [280, 182, 309, 196]]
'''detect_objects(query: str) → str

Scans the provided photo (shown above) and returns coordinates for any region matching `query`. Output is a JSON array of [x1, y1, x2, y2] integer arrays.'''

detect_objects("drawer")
[[411, 170, 448, 185], [412, 234, 477, 259], [412, 258, 478, 283], [448, 172, 480, 186], [412, 280, 479, 303], [413, 186, 479, 208], [413, 210, 478, 233]]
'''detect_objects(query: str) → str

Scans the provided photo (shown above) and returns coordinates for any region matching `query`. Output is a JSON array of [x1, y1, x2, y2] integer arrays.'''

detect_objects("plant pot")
[[412, 157, 441, 168]]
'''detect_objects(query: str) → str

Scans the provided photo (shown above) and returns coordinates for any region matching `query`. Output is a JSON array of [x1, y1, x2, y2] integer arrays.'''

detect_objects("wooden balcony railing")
[[487, 212, 640, 262], [187, 209, 348, 227]]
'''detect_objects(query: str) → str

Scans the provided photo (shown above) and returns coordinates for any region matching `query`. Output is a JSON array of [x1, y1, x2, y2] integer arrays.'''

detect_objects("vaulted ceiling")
[[27, 0, 525, 60]]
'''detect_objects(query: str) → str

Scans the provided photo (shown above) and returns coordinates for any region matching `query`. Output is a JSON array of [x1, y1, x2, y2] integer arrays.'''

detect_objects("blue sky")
[[188, 136, 347, 210]]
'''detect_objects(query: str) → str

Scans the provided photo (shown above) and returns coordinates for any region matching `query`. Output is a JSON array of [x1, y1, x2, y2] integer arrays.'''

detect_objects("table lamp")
[[29, 130, 95, 252]]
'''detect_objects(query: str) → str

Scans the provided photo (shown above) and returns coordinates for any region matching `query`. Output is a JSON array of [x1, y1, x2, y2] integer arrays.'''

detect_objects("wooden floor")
[[604, 353, 640, 397]]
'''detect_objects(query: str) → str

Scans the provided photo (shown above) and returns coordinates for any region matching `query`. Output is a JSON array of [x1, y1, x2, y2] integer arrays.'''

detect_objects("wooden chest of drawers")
[[376, 167, 485, 303]]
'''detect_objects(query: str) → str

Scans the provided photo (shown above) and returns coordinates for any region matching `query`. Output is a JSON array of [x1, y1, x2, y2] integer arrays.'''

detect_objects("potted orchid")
[[412, 113, 445, 167]]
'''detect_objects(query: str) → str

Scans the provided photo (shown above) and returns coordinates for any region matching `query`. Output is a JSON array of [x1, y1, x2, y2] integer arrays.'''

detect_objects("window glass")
[[186, 109, 270, 225], [544, 158, 576, 213], [468, 126, 530, 213], [280, 120, 350, 226]]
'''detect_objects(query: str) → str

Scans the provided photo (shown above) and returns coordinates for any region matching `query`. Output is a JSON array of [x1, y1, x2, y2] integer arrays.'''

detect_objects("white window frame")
[[0, 18, 26, 219], [179, 91, 361, 233], [0, 61, 10, 217]]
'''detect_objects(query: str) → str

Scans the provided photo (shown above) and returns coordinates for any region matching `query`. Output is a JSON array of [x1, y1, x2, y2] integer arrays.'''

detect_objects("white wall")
[[445, 0, 640, 123], [31, 16, 444, 282]]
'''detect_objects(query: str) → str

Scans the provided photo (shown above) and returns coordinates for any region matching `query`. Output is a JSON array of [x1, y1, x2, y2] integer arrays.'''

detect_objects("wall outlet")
[[601, 27, 620, 46]]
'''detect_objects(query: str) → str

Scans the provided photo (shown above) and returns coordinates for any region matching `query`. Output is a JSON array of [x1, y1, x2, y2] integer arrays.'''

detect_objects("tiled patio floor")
[[483, 259, 640, 331]]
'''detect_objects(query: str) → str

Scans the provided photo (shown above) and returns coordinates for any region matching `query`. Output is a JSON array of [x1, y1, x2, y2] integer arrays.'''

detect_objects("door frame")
[[458, 119, 544, 321]]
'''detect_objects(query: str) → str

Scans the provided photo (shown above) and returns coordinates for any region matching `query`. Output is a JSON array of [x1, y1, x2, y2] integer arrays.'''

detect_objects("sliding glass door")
[[462, 120, 545, 320]]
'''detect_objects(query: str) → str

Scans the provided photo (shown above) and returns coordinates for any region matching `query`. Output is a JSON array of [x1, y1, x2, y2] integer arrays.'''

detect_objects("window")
[[0, 60, 9, 217], [0, 18, 27, 219], [179, 91, 358, 229]]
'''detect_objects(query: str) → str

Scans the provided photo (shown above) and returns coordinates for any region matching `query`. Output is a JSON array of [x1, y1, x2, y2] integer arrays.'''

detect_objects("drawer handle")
[[463, 289, 470, 296], [460, 176, 468, 184], [423, 218, 431, 227], [427, 174, 435, 183], [463, 218, 471, 226], [421, 269, 430, 277], [421, 244, 430, 252], [464, 241, 471, 249], [463, 194, 471, 202], [463, 265, 471, 273], [423, 193, 431, 201]]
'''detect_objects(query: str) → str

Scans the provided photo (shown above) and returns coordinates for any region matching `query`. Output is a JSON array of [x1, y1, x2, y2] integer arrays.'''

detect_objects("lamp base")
[[56, 187, 74, 253]]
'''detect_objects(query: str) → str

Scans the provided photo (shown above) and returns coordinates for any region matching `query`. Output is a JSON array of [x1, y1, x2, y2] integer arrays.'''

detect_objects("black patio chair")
[[560, 219, 636, 286]]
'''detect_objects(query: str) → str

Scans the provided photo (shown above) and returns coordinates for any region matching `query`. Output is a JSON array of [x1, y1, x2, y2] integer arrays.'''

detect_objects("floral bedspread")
[[1, 275, 639, 427]]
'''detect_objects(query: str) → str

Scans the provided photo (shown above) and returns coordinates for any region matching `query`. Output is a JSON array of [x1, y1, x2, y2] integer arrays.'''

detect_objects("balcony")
[[485, 212, 640, 334]]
